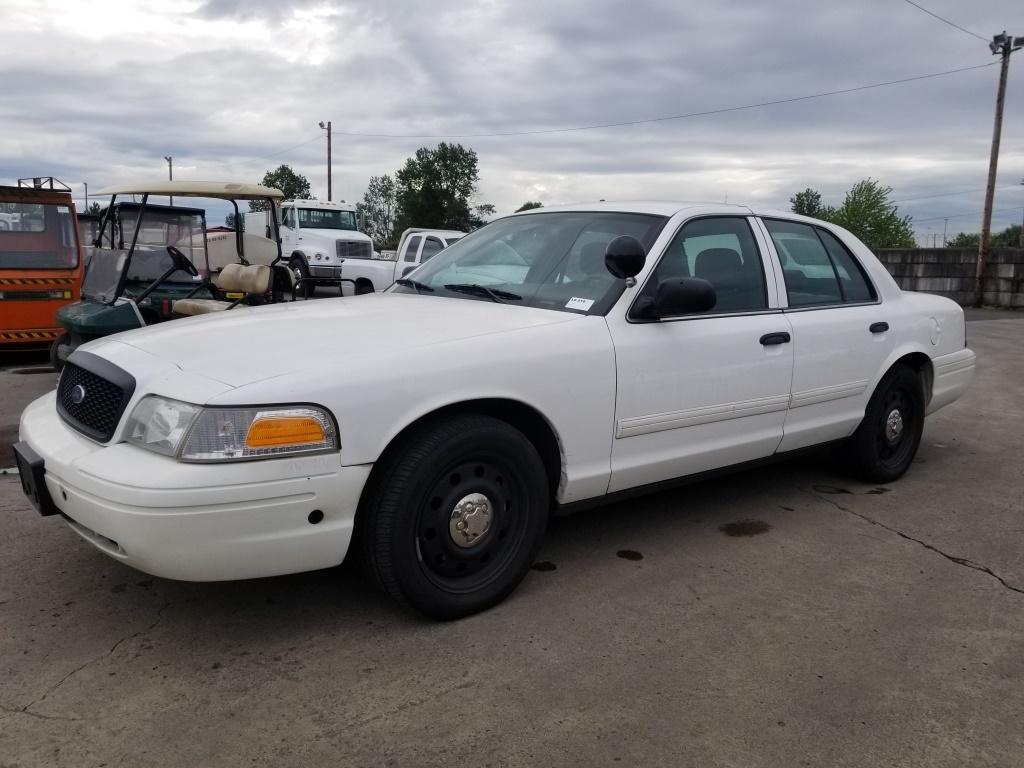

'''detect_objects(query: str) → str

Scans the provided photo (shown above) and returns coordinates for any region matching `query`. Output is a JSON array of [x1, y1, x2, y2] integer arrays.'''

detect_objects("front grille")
[[309, 265, 343, 278], [57, 353, 136, 442], [336, 240, 373, 260]]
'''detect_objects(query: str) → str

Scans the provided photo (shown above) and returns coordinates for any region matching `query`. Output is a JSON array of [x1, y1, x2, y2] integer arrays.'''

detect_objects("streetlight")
[[318, 121, 332, 201], [164, 155, 173, 206]]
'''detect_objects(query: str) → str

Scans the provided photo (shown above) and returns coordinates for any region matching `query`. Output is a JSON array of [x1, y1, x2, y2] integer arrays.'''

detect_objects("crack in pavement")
[[11, 599, 172, 721], [808, 489, 1024, 597]]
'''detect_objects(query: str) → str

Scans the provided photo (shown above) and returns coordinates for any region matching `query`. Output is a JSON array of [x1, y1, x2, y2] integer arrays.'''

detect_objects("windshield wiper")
[[443, 283, 522, 303], [395, 278, 434, 293]]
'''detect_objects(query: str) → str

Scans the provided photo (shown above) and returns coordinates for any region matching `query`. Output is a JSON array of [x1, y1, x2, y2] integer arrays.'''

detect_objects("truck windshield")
[[392, 211, 668, 315], [298, 208, 357, 231], [0, 202, 79, 270]]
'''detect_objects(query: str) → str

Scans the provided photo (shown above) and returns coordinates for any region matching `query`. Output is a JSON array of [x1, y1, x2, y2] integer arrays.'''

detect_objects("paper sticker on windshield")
[[565, 297, 595, 311]]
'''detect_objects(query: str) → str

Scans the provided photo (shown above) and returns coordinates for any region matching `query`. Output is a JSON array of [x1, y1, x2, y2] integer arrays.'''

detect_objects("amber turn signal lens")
[[245, 416, 326, 448]]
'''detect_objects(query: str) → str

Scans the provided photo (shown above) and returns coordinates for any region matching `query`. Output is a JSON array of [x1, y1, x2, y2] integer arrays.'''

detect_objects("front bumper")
[[309, 264, 344, 279], [18, 392, 372, 581]]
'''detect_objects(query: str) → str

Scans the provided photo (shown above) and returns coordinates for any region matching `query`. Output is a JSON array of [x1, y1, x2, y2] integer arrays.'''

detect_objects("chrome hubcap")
[[885, 409, 904, 443], [449, 492, 493, 548]]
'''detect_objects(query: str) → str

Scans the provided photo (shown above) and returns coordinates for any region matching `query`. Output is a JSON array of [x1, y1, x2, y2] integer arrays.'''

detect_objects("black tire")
[[354, 280, 374, 296], [359, 414, 550, 620], [289, 257, 314, 299], [49, 332, 71, 372], [842, 365, 925, 483]]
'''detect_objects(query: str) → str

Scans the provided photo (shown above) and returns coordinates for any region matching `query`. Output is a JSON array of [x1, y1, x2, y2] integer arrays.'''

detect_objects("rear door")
[[758, 218, 896, 451], [607, 215, 794, 492]]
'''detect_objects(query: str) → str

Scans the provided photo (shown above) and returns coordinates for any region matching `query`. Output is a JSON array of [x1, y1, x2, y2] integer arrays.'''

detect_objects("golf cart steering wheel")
[[166, 245, 199, 277]]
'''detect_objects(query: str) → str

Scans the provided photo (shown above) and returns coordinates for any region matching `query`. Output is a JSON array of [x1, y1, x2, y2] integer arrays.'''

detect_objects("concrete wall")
[[873, 248, 1024, 308]]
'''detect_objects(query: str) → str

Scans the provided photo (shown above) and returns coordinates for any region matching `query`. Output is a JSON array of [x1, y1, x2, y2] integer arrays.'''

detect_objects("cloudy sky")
[[1, 0, 1021, 242]]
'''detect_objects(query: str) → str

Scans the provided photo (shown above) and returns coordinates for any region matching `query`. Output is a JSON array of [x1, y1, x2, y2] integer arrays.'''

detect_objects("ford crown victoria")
[[14, 202, 976, 618]]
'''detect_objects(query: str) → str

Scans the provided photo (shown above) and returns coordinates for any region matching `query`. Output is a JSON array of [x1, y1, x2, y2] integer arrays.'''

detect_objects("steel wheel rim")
[[875, 386, 915, 468], [415, 457, 525, 593]]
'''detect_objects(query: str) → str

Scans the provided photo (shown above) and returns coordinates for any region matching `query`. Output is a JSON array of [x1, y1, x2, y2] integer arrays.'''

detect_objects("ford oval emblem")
[[70, 384, 87, 405]]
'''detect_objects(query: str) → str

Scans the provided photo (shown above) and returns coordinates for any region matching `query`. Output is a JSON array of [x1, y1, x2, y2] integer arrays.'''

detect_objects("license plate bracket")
[[12, 442, 59, 517]]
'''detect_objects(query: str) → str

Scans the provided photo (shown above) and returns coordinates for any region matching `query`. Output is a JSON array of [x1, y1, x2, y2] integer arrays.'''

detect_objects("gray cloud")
[[1, 0, 1021, 237]]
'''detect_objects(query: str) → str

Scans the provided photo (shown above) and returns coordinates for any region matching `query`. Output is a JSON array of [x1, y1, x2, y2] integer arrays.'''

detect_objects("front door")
[[607, 215, 794, 493]]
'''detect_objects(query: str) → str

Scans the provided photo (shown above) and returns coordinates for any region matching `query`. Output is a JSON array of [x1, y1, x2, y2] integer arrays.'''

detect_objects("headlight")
[[124, 396, 338, 462]]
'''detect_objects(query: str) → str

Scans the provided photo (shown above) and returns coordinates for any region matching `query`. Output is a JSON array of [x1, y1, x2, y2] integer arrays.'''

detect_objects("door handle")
[[870, 322, 889, 334], [760, 332, 791, 346]]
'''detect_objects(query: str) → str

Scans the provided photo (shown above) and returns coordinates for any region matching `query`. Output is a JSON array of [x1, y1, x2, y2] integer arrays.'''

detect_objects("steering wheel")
[[167, 245, 199, 277]]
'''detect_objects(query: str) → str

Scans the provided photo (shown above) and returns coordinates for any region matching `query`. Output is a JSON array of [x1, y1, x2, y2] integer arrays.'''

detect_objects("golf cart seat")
[[172, 263, 271, 316]]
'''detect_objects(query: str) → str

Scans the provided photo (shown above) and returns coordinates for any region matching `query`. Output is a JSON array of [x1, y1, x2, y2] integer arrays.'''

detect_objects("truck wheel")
[[841, 365, 924, 483], [49, 333, 71, 372], [360, 414, 550, 620], [354, 279, 374, 295], [289, 257, 314, 299]]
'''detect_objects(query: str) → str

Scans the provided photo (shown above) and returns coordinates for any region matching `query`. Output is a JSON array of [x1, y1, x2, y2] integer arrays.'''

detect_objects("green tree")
[[828, 179, 915, 249], [947, 224, 1021, 249], [789, 188, 830, 219], [469, 203, 496, 229], [86, 202, 102, 215], [515, 201, 543, 213], [250, 164, 311, 211], [947, 232, 979, 248], [357, 174, 399, 248], [393, 143, 492, 232]]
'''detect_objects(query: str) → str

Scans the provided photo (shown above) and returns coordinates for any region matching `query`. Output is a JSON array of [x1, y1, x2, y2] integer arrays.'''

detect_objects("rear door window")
[[764, 219, 875, 307], [402, 235, 422, 262]]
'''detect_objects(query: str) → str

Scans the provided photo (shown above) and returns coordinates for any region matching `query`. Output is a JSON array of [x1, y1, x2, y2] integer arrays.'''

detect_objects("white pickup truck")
[[245, 199, 376, 295], [316, 227, 466, 295]]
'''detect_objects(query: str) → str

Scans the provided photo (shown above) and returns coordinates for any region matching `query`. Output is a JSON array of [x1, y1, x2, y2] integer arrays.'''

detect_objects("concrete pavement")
[[1, 316, 1021, 767]]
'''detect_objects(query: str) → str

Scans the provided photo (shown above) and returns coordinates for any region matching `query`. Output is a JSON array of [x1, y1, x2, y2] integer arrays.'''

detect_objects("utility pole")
[[975, 32, 1023, 306], [164, 155, 174, 206], [319, 121, 333, 201], [1019, 179, 1024, 248], [942, 217, 948, 247], [83, 181, 88, 212]]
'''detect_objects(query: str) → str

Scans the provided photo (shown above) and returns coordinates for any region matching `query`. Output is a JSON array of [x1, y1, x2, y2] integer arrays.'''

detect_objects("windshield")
[[0, 202, 79, 270], [392, 211, 668, 314], [83, 205, 206, 303], [298, 208, 357, 231]]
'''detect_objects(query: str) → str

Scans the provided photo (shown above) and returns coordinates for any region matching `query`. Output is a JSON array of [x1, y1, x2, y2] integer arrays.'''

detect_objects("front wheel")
[[49, 332, 71, 372], [289, 257, 314, 299], [359, 414, 550, 619], [842, 365, 925, 483]]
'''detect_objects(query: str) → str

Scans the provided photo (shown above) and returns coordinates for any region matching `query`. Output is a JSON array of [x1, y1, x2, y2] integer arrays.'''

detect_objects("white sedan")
[[14, 202, 976, 618]]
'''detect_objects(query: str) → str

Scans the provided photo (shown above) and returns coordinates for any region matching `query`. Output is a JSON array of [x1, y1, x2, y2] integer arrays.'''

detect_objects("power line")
[[894, 184, 1020, 204], [898, 0, 989, 43], [253, 134, 322, 162], [913, 205, 1022, 223], [328, 62, 995, 139]]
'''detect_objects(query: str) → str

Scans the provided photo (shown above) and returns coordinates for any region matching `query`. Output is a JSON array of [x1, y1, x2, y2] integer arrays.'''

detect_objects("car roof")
[[95, 181, 284, 201], [508, 201, 831, 226]]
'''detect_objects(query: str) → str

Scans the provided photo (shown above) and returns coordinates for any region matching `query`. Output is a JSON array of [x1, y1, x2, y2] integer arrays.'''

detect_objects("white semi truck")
[[245, 199, 376, 296], [246, 200, 463, 296]]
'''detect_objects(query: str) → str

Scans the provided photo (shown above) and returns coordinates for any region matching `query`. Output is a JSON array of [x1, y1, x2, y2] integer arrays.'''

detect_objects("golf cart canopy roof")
[[95, 181, 284, 201]]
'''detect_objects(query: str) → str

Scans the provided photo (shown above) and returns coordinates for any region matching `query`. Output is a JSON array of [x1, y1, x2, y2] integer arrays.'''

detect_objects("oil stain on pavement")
[[616, 550, 643, 561], [719, 520, 772, 537]]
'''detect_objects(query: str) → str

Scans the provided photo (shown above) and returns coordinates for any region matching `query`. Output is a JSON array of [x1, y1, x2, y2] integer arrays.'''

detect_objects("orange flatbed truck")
[[0, 180, 83, 353]]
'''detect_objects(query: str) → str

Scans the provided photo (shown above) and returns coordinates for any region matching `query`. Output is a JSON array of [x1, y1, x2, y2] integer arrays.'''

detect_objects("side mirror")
[[604, 235, 646, 279], [635, 277, 717, 319]]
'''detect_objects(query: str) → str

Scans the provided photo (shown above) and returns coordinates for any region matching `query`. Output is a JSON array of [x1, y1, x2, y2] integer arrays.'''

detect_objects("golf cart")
[[51, 181, 286, 369]]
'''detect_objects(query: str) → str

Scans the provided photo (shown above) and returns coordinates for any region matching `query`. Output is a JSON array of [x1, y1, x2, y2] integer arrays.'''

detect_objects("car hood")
[[102, 293, 581, 388]]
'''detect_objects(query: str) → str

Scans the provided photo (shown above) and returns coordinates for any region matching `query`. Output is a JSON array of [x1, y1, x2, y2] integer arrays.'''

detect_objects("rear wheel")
[[354, 279, 374, 295], [360, 414, 550, 619], [842, 365, 924, 483]]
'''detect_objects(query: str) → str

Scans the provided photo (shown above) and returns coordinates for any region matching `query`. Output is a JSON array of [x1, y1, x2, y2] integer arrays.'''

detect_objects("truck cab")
[[246, 199, 374, 296]]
